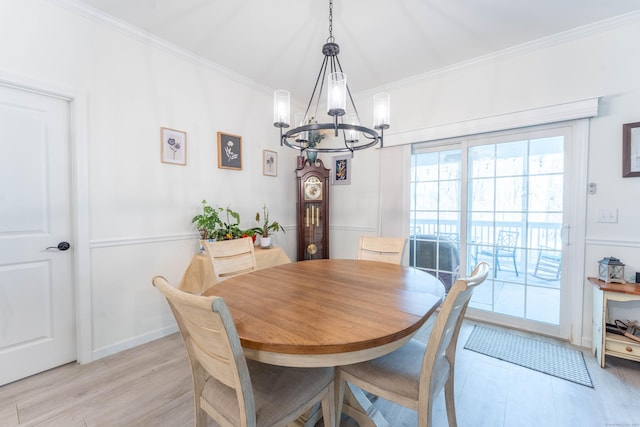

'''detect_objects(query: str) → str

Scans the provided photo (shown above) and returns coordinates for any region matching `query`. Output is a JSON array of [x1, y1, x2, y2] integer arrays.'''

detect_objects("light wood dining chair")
[[152, 276, 335, 427], [336, 261, 490, 427], [357, 236, 406, 265], [203, 236, 258, 284]]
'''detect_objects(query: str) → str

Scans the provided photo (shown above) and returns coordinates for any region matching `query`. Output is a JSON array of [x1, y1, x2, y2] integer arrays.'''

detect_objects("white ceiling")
[[71, 0, 640, 102]]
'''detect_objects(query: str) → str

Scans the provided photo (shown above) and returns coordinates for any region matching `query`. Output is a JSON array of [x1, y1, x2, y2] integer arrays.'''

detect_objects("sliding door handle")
[[561, 225, 570, 246]]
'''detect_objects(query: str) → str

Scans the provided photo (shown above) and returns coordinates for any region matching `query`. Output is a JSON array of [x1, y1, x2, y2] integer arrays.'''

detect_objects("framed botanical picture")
[[263, 149, 277, 177], [160, 127, 186, 165], [623, 122, 640, 177], [217, 132, 242, 170], [332, 155, 351, 185]]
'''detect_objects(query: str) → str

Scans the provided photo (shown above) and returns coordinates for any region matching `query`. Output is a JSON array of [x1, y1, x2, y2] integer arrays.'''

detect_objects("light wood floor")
[[1, 320, 639, 427]]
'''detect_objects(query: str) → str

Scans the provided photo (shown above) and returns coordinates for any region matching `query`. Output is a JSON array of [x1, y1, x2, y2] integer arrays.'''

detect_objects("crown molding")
[[47, 0, 272, 96], [48, 1, 640, 104], [361, 10, 640, 97]]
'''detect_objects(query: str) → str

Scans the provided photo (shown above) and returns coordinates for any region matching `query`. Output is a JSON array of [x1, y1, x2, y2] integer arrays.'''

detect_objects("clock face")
[[304, 177, 322, 201]]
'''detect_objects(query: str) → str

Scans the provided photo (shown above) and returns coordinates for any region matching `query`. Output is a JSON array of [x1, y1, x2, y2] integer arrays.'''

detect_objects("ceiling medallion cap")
[[322, 42, 340, 56]]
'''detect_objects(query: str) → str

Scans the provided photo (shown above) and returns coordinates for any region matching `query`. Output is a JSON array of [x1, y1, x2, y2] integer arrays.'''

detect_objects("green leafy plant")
[[191, 200, 222, 240], [218, 206, 243, 240], [255, 204, 285, 238], [192, 201, 244, 240]]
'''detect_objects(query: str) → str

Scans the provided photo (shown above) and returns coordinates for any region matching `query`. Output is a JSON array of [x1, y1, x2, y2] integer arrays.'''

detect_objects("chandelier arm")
[[304, 55, 329, 122], [334, 55, 361, 124], [282, 123, 380, 153], [315, 60, 329, 120]]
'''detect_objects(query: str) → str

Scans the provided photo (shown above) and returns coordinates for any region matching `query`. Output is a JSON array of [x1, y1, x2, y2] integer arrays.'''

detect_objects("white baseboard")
[[90, 324, 179, 362]]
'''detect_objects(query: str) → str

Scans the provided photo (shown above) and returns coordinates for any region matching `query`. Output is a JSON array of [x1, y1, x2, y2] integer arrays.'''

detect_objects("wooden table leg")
[[340, 384, 390, 427], [290, 403, 322, 427]]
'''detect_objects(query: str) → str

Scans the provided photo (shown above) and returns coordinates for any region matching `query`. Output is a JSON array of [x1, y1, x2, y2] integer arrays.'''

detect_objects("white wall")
[[0, 0, 302, 358], [2, 0, 639, 359]]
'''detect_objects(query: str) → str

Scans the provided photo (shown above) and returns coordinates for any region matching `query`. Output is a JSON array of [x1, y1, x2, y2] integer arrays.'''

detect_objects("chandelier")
[[273, 0, 390, 156]]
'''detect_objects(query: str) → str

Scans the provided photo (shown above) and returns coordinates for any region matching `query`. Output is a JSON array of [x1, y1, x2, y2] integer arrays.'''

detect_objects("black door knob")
[[46, 241, 71, 251]]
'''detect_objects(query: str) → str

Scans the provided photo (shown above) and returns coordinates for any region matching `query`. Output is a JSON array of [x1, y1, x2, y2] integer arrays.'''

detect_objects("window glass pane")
[[469, 178, 495, 211], [495, 177, 524, 212], [413, 182, 438, 210], [494, 282, 524, 317], [469, 280, 493, 310], [412, 152, 439, 181], [469, 145, 494, 178], [529, 136, 563, 175], [439, 150, 461, 180], [439, 180, 460, 211], [527, 214, 562, 249], [526, 286, 560, 324], [528, 175, 563, 212], [496, 140, 527, 176], [494, 211, 523, 224]]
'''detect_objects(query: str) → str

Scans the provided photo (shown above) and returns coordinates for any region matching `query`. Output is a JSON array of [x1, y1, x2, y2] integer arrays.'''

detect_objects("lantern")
[[598, 257, 625, 283]]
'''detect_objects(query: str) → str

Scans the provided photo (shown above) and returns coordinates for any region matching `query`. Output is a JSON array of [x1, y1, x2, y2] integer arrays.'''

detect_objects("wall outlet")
[[597, 208, 618, 223]]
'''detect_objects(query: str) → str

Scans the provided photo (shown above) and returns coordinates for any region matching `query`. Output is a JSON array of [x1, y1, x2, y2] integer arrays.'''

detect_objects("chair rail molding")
[[586, 237, 640, 249]]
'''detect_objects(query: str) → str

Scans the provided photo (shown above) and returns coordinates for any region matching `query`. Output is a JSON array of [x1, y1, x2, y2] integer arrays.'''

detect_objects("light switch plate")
[[597, 208, 618, 223]]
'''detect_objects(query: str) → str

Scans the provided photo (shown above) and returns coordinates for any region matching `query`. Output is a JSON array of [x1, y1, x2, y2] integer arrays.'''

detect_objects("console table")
[[179, 246, 291, 294], [589, 277, 640, 367]]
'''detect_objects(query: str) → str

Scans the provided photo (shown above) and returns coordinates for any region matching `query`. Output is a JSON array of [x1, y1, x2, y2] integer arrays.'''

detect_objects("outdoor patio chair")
[[533, 247, 562, 280], [474, 230, 519, 278]]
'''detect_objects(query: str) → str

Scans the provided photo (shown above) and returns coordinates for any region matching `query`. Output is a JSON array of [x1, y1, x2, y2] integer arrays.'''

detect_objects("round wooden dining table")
[[203, 258, 445, 368], [203, 258, 445, 427]]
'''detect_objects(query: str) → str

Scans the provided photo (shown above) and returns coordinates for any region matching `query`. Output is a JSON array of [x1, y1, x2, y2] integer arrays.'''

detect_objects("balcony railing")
[[409, 219, 562, 250], [409, 219, 563, 290]]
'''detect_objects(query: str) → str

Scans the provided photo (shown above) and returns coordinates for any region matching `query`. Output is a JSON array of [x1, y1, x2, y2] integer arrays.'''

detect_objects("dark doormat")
[[464, 325, 593, 388]]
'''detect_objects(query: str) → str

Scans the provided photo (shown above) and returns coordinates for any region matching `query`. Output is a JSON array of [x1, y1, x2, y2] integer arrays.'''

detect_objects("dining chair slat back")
[[152, 276, 336, 427], [357, 236, 406, 265], [203, 237, 258, 284], [337, 261, 490, 427]]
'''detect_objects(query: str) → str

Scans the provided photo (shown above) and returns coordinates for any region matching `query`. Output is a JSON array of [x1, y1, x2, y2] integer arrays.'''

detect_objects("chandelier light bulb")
[[344, 113, 359, 143], [273, 90, 290, 128], [295, 112, 309, 142], [373, 93, 390, 129], [327, 72, 346, 117]]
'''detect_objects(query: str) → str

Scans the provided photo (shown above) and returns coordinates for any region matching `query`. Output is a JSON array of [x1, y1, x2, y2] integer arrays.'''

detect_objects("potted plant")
[[192, 201, 247, 242], [217, 206, 243, 240], [191, 200, 223, 241], [255, 204, 285, 248]]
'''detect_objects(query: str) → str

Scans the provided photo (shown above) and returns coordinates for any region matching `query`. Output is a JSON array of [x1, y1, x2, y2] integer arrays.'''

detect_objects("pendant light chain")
[[328, 0, 333, 41]]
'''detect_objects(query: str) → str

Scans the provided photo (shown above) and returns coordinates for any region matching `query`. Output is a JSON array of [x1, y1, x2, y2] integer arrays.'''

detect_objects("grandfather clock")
[[296, 158, 330, 261]]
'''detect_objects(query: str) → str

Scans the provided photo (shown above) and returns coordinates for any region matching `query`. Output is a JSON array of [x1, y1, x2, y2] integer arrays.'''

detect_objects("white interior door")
[[0, 83, 75, 385]]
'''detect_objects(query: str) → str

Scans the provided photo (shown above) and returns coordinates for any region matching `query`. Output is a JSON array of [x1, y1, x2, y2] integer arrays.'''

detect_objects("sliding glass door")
[[410, 124, 578, 337]]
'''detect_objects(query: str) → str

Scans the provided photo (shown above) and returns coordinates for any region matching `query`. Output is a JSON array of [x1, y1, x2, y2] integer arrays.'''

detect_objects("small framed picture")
[[263, 150, 277, 177], [160, 127, 186, 165], [217, 132, 242, 170], [332, 155, 351, 185], [623, 122, 640, 177]]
